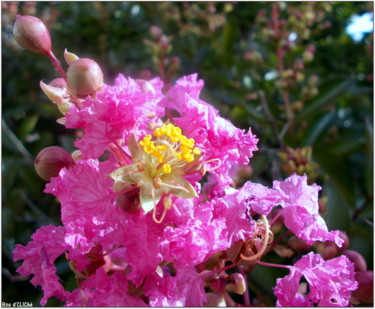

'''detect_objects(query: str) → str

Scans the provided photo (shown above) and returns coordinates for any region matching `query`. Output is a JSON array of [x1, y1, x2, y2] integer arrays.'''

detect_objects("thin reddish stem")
[[256, 260, 290, 269], [239, 267, 251, 306], [47, 51, 67, 80], [269, 210, 282, 226]]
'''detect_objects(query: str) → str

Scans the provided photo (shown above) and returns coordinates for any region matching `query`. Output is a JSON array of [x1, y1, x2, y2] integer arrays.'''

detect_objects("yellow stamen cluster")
[[139, 124, 201, 174]]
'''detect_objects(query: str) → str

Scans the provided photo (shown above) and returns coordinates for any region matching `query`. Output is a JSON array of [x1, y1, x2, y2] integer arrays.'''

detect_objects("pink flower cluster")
[[13, 74, 357, 306]]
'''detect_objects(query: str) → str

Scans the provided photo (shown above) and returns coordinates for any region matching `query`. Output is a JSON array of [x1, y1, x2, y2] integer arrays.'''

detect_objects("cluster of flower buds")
[[277, 146, 319, 183], [302, 73, 319, 100], [342, 250, 373, 305], [144, 25, 180, 86], [13, 15, 103, 114], [287, 3, 332, 40], [13, 15, 104, 179]]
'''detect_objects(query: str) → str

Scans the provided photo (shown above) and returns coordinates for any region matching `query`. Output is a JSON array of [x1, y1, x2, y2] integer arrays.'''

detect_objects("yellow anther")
[[140, 124, 202, 165], [184, 154, 194, 162], [193, 147, 201, 155], [163, 164, 171, 174], [153, 128, 162, 137], [157, 145, 167, 151]]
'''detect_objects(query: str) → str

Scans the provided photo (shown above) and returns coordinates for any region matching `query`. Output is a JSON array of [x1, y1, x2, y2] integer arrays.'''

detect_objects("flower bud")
[[337, 231, 349, 252], [287, 236, 311, 252], [149, 25, 163, 41], [352, 271, 373, 304], [226, 273, 246, 295], [34, 146, 75, 181], [320, 241, 338, 260], [13, 15, 51, 55], [342, 250, 367, 272], [67, 58, 103, 97]]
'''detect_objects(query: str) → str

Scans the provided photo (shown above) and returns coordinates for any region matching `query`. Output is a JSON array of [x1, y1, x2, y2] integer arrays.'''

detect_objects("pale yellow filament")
[[240, 215, 270, 261]]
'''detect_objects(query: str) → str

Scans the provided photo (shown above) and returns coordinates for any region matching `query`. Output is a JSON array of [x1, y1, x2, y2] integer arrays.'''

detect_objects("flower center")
[[138, 123, 201, 177]]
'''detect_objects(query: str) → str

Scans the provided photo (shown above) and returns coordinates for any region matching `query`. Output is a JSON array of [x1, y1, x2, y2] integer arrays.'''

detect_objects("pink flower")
[[160, 206, 228, 266], [161, 74, 258, 186], [45, 159, 128, 253], [122, 213, 164, 287], [237, 181, 282, 215], [274, 252, 358, 307], [66, 268, 147, 307], [273, 174, 343, 246], [144, 265, 207, 306], [13, 226, 70, 306]]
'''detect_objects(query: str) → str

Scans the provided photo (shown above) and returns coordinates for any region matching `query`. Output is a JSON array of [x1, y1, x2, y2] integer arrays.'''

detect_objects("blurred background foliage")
[[2, 1, 373, 306]]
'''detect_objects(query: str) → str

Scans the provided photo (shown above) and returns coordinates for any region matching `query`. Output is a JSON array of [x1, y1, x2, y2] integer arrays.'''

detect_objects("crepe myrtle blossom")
[[274, 252, 358, 307], [12, 15, 357, 307]]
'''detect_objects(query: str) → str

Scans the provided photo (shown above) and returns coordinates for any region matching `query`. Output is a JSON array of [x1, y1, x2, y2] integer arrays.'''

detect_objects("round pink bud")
[[34, 146, 75, 181], [67, 58, 103, 97], [321, 241, 338, 260], [13, 15, 51, 55], [337, 231, 349, 252], [342, 250, 367, 272], [287, 236, 311, 252], [352, 271, 373, 304], [149, 25, 163, 40]]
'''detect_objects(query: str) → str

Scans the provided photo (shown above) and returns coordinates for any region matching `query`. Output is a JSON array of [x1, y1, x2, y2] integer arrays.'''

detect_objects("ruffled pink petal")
[[274, 252, 358, 307], [162, 74, 258, 186], [237, 181, 282, 215], [65, 76, 164, 159], [45, 160, 128, 253], [273, 174, 344, 246], [66, 268, 147, 307], [274, 266, 305, 307], [145, 265, 207, 306], [13, 226, 70, 306], [122, 213, 164, 287], [298, 253, 358, 307], [160, 202, 228, 266]]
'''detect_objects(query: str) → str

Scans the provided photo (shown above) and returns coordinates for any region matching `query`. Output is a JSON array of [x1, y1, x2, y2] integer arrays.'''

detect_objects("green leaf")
[[324, 178, 351, 231], [364, 117, 373, 196], [295, 78, 353, 122], [302, 112, 337, 146], [18, 114, 39, 140], [313, 148, 354, 206]]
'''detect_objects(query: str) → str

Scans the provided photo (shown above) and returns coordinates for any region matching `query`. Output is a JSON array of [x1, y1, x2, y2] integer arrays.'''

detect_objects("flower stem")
[[256, 260, 289, 269], [47, 50, 67, 80]]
